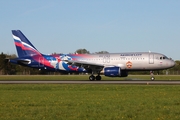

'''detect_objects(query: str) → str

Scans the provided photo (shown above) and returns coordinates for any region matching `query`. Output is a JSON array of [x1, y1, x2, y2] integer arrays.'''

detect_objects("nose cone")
[[171, 60, 175, 67]]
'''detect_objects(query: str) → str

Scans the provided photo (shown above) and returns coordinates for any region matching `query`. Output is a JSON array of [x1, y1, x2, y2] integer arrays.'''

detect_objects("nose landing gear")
[[151, 76, 155, 81], [150, 71, 155, 81]]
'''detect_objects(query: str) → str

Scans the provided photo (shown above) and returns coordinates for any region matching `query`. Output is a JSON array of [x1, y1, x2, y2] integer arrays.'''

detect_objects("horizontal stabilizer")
[[17, 59, 31, 65]]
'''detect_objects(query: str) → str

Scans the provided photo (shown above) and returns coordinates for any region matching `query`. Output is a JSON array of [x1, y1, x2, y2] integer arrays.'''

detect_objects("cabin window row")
[[79, 58, 145, 61]]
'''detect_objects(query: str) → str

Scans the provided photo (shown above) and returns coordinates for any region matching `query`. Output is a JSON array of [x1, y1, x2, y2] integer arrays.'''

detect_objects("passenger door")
[[149, 53, 154, 64]]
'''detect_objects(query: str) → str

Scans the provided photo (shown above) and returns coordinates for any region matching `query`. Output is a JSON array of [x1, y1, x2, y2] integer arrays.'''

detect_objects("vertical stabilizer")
[[12, 30, 41, 57]]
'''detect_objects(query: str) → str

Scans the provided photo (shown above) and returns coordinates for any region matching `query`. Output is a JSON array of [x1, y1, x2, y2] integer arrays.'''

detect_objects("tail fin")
[[12, 30, 41, 57]]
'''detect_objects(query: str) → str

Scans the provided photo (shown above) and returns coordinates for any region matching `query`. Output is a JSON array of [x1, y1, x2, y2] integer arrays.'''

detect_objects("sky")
[[0, 0, 180, 60]]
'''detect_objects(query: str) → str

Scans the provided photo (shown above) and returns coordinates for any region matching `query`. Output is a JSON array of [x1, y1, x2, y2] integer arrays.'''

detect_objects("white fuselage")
[[67, 52, 175, 71]]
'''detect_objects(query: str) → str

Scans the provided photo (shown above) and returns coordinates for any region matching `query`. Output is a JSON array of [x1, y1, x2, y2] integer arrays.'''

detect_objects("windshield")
[[160, 56, 169, 60]]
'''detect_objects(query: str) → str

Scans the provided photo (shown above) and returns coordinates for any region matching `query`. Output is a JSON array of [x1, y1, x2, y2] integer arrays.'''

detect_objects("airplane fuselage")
[[11, 52, 175, 73]]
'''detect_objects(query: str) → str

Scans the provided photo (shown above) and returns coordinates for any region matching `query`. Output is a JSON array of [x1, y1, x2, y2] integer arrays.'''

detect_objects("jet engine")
[[104, 67, 128, 77]]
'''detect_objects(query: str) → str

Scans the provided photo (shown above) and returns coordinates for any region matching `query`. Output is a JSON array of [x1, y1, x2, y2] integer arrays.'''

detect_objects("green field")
[[0, 84, 180, 120], [0, 75, 180, 80]]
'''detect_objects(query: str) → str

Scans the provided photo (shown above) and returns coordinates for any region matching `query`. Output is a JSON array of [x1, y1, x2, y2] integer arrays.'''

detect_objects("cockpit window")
[[160, 56, 169, 60], [163, 56, 169, 59]]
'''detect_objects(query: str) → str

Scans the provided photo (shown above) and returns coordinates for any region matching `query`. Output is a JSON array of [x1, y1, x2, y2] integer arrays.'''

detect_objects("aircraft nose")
[[172, 60, 175, 67]]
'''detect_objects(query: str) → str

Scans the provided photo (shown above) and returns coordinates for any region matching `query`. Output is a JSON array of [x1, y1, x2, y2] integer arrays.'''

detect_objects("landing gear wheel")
[[89, 75, 95, 81], [151, 76, 155, 81], [150, 71, 155, 81], [96, 75, 101, 81]]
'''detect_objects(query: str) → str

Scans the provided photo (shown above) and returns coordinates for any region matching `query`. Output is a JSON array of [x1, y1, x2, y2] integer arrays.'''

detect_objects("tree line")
[[0, 51, 179, 75]]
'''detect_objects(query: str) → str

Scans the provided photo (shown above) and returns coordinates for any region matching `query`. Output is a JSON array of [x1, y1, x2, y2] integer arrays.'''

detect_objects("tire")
[[96, 76, 101, 81], [89, 75, 95, 81], [151, 76, 155, 81]]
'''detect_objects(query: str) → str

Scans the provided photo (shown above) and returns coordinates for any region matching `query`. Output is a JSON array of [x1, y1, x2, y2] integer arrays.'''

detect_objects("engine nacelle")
[[104, 67, 128, 77]]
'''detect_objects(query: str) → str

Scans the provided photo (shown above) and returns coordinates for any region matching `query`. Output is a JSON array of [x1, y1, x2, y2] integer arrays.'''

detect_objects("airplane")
[[9, 30, 175, 81]]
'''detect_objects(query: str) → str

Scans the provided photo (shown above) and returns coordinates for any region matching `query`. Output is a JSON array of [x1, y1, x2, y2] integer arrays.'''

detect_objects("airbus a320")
[[9, 30, 175, 80]]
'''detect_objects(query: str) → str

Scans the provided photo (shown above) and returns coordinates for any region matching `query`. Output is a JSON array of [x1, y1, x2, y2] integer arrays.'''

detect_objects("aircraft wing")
[[63, 60, 104, 69]]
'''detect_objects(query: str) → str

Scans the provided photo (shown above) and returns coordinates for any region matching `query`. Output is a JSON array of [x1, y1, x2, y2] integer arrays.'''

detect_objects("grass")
[[0, 84, 180, 120], [0, 75, 180, 80]]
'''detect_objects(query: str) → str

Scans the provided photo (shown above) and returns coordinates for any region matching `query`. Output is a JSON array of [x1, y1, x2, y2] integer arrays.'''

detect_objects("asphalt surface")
[[1, 80, 180, 84]]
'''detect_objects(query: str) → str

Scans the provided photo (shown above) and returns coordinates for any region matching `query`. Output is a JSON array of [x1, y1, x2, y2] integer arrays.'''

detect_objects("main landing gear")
[[89, 74, 101, 81]]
